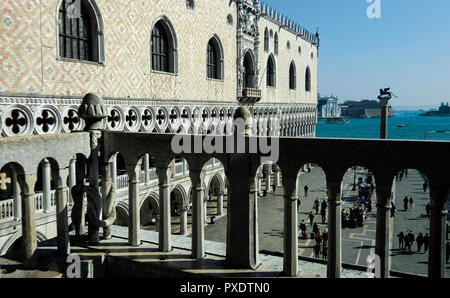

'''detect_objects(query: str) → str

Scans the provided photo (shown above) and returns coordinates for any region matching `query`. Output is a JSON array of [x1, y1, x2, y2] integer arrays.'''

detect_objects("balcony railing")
[[0, 130, 448, 278], [242, 88, 262, 103], [0, 199, 14, 221]]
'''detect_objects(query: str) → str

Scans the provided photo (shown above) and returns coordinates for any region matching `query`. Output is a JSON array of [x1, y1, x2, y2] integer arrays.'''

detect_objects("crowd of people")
[[396, 231, 429, 254], [341, 173, 374, 229], [299, 198, 329, 259]]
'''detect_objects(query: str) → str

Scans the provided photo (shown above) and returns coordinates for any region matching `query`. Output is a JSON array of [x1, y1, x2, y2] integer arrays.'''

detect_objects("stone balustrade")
[[0, 130, 448, 278]]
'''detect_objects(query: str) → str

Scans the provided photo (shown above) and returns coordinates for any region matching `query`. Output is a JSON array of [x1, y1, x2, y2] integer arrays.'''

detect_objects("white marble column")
[[55, 168, 70, 256], [157, 167, 171, 252], [144, 154, 150, 185], [127, 162, 142, 247], [283, 176, 299, 277], [180, 206, 188, 236], [327, 178, 343, 278], [217, 192, 224, 216], [42, 159, 51, 213], [12, 168, 21, 221], [110, 155, 117, 187], [190, 169, 205, 259]]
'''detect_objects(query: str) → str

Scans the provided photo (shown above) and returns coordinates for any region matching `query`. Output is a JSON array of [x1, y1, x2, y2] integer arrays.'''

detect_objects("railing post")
[[110, 155, 117, 186], [428, 184, 448, 278], [42, 159, 51, 213], [12, 168, 21, 221], [190, 168, 205, 259], [127, 162, 142, 247], [68, 156, 76, 205], [282, 175, 299, 277], [156, 166, 171, 252], [375, 181, 393, 278], [54, 168, 70, 256], [326, 177, 343, 278], [17, 173, 38, 269]]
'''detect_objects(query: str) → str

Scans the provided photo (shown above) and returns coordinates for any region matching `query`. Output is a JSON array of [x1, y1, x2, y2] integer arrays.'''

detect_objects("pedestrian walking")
[[423, 233, 430, 253], [322, 230, 328, 247], [313, 222, 319, 234], [299, 220, 307, 238], [308, 211, 315, 227], [409, 197, 414, 210], [405, 236, 411, 253], [321, 200, 328, 223], [408, 231, 415, 250], [304, 185, 309, 197], [417, 233, 424, 253], [397, 231, 405, 250], [314, 244, 321, 258], [314, 198, 320, 214], [272, 183, 277, 193], [322, 245, 328, 259], [423, 181, 428, 193], [391, 202, 397, 218], [403, 196, 409, 211]]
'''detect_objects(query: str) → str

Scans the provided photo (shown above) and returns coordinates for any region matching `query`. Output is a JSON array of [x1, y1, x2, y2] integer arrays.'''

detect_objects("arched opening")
[[140, 194, 159, 229], [114, 204, 129, 227], [264, 28, 269, 51], [243, 50, 256, 88], [206, 36, 224, 80], [289, 61, 296, 90], [151, 17, 178, 73], [274, 33, 279, 55], [305, 66, 311, 92], [57, 0, 104, 63], [266, 55, 276, 87]]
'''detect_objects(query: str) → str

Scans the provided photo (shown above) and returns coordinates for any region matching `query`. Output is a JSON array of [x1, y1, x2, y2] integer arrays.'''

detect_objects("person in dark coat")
[[321, 200, 328, 223], [313, 222, 319, 234], [299, 220, 307, 238], [408, 231, 415, 250], [314, 198, 320, 214], [304, 185, 309, 197], [425, 203, 431, 218], [423, 233, 430, 253], [391, 202, 397, 218], [403, 196, 409, 211], [322, 245, 328, 259], [409, 197, 414, 210], [416, 233, 424, 253], [423, 181, 428, 192], [308, 211, 315, 227], [314, 244, 321, 258], [397, 231, 405, 250]]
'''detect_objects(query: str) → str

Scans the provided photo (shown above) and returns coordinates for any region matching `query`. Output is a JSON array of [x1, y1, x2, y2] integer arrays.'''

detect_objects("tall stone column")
[[428, 184, 448, 278], [156, 166, 171, 252], [282, 175, 299, 277], [226, 154, 260, 269], [42, 159, 51, 213], [54, 168, 70, 256], [110, 155, 117, 186], [17, 174, 38, 269], [68, 156, 76, 205], [144, 154, 150, 185], [190, 169, 205, 259], [12, 168, 21, 221], [375, 181, 393, 278], [127, 163, 142, 247], [265, 164, 272, 192], [217, 191, 224, 216], [326, 177, 343, 278], [179, 206, 188, 236]]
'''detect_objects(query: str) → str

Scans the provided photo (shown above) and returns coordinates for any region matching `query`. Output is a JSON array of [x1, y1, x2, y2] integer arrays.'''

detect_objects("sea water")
[[316, 110, 450, 141]]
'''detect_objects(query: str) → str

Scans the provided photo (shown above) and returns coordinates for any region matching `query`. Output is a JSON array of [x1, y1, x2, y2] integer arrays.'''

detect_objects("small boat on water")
[[397, 125, 406, 128], [326, 117, 349, 124]]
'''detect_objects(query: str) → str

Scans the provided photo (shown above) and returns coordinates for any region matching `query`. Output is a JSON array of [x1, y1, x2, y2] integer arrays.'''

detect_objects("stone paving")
[[204, 167, 450, 276]]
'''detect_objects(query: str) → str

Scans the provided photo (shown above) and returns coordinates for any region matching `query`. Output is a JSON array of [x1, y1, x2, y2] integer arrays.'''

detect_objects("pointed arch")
[[206, 35, 224, 80], [289, 61, 296, 90], [274, 32, 279, 55], [264, 28, 269, 52], [56, 0, 105, 63], [266, 54, 276, 87], [243, 49, 256, 88], [151, 16, 178, 73], [305, 66, 311, 92]]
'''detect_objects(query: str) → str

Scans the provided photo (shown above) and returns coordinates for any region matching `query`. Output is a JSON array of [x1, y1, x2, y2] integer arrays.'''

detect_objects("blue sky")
[[262, 0, 450, 109]]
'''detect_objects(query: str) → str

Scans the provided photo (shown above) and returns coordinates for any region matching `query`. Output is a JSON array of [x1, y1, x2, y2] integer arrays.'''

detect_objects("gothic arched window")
[[151, 18, 178, 73], [305, 66, 311, 92], [289, 61, 296, 90], [274, 33, 279, 55], [58, 0, 98, 62], [266, 55, 276, 87], [206, 36, 224, 80], [264, 28, 269, 52]]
